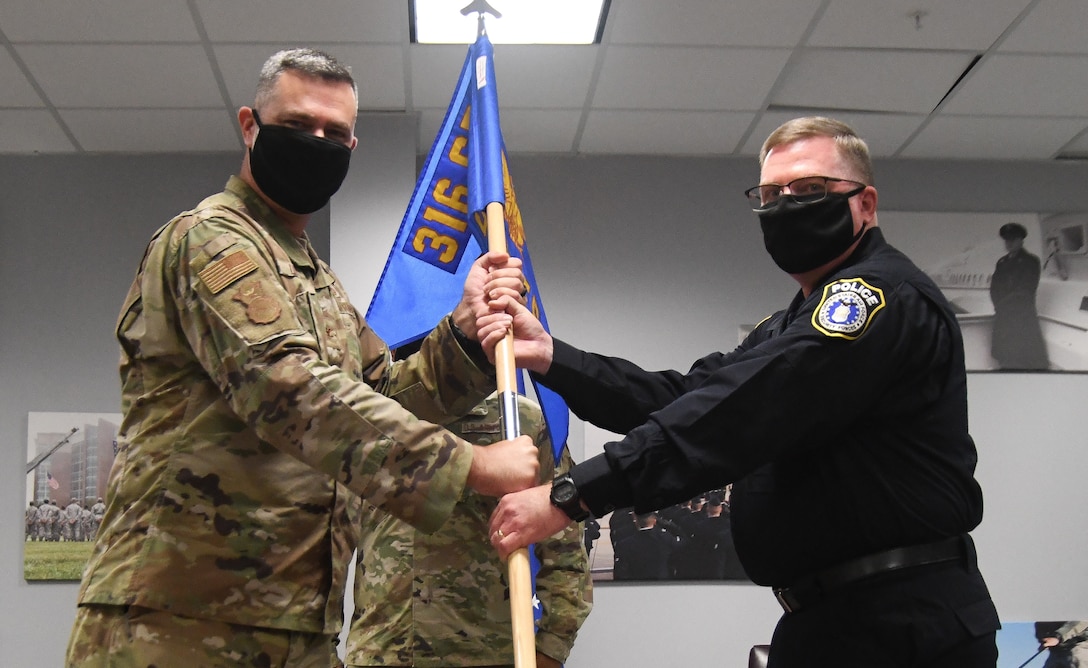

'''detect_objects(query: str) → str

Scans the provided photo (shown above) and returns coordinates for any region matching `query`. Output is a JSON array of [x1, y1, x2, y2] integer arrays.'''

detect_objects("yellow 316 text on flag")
[[404, 108, 475, 273]]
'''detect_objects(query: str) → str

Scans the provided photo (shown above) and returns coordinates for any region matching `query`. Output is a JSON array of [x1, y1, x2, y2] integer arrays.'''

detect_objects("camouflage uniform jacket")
[[347, 394, 592, 666], [78, 176, 494, 634]]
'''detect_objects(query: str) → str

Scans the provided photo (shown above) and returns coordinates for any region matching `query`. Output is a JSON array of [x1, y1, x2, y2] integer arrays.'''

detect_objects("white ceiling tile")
[[999, 0, 1088, 54], [771, 49, 978, 113], [608, 0, 822, 47], [213, 45, 286, 110], [809, 0, 1033, 50], [196, 0, 406, 43], [580, 110, 755, 155], [489, 46, 596, 109], [0, 0, 200, 42], [594, 46, 791, 111], [0, 110, 75, 152], [417, 105, 582, 159], [941, 54, 1088, 117], [741, 111, 926, 157], [214, 44, 406, 111], [17, 45, 222, 108], [0, 1, 1084, 157], [0, 51, 43, 107], [61, 109, 240, 153], [410, 46, 478, 109], [900, 116, 1086, 160], [414, 43, 590, 112]]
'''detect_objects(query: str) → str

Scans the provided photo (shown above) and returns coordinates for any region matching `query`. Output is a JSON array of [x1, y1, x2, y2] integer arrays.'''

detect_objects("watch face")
[[553, 481, 576, 504]]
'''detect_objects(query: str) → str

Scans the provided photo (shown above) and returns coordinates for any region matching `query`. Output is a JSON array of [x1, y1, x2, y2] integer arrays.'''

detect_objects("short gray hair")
[[254, 48, 357, 107]]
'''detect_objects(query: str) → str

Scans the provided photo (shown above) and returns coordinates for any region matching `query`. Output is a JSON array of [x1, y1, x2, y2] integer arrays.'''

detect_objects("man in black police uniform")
[[481, 116, 1000, 667]]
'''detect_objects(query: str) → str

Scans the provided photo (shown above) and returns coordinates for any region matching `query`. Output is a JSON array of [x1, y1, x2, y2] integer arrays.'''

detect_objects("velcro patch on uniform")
[[460, 420, 501, 434], [232, 278, 282, 325], [199, 249, 258, 295], [811, 278, 885, 340]]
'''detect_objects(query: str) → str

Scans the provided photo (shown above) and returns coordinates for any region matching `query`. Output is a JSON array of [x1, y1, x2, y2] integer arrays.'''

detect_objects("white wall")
[[3, 130, 1088, 667]]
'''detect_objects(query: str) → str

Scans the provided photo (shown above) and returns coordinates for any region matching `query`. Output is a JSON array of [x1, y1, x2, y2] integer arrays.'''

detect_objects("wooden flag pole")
[[485, 200, 537, 668]]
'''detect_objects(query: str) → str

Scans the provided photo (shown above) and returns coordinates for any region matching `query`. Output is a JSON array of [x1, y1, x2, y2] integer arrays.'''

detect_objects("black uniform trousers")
[[767, 560, 999, 668]]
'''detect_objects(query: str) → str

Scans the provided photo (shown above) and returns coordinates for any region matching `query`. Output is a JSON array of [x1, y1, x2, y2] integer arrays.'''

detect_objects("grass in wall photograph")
[[22, 541, 94, 582], [24, 411, 120, 581]]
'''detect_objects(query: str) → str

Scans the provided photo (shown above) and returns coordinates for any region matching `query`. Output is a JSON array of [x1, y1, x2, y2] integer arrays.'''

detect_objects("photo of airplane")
[[923, 212, 1088, 371]]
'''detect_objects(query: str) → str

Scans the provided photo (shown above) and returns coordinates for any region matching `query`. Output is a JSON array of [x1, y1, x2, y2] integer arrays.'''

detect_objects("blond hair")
[[759, 116, 874, 185]]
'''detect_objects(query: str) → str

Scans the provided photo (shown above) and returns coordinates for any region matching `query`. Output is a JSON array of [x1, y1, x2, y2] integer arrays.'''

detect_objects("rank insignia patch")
[[811, 278, 886, 340]]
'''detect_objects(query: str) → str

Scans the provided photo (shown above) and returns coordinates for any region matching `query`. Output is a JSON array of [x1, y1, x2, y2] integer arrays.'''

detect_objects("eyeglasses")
[[744, 176, 866, 210]]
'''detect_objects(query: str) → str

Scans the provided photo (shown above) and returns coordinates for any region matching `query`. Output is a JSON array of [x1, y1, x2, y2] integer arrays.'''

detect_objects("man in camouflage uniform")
[[44, 499, 60, 541], [25, 501, 39, 541], [347, 393, 592, 668], [89, 497, 105, 538], [80, 504, 94, 542], [64, 498, 82, 541], [65, 48, 536, 668], [34, 500, 50, 541]]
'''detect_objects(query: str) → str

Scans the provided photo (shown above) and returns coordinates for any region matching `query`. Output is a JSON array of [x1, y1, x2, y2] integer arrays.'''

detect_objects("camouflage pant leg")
[[66, 604, 344, 668]]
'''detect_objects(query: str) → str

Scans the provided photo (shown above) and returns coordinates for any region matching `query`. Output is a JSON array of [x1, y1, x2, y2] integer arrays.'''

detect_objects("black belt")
[[773, 535, 974, 613]]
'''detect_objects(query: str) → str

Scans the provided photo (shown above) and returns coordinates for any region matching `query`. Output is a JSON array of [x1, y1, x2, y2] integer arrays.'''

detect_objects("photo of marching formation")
[[585, 485, 751, 583], [23, 412, 120, 581]]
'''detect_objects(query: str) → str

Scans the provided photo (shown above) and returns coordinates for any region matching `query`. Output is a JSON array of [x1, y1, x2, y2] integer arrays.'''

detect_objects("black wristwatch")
[[550, 473, 589, 522]]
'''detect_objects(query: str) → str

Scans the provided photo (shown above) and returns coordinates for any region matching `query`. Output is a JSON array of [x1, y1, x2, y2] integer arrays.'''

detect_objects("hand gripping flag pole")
[[367, 4, 551, 661], [463, 8, 536, 663]]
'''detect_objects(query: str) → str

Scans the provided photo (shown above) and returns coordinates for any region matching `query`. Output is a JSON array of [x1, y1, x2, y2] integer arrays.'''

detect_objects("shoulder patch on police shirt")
[[198, 249, 258, 295], [811, 277, 886, 340]]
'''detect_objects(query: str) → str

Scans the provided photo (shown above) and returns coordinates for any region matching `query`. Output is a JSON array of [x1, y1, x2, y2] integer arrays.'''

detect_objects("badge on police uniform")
[[811, 277, 885, 340]]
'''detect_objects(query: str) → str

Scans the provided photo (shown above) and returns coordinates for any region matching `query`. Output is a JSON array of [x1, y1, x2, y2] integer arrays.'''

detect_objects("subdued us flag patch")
[[811, 277, 886, 340], [199, 249, 259, 294]]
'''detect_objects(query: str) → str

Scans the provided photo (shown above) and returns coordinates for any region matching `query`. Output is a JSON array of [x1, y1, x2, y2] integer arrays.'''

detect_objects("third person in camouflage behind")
[[347, 390, 592, 668]]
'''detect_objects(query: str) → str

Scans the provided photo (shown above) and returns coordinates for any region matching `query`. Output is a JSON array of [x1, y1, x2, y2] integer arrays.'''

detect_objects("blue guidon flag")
[[812, 277, 886, 339], [365, 31, 568, 628]]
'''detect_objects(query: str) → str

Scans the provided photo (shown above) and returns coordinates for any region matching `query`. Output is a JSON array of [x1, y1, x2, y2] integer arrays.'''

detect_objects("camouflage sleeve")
[[374, 318, 497, 427], [170, 216, 484, 533], [525, 405, 593, 663]]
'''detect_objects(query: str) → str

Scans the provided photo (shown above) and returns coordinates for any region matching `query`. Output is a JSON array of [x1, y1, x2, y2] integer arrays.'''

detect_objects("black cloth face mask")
[[249, 110, 352, 215], [757, 187, 866, 274]]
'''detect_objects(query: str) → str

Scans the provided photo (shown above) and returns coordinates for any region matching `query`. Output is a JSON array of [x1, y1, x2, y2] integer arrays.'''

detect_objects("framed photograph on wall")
[[23, 412, 120, 582], [881, 211, 1088, 372], [580, 424, 753, 584], [997, 620, 1088, 667]]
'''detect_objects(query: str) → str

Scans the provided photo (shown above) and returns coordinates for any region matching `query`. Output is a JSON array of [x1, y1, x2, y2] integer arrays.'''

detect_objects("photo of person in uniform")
[[990, 222, 1049, 370]]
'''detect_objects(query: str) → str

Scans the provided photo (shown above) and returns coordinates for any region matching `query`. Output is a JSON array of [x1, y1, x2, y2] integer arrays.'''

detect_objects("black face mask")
[[757, 187, 866, 274], [249, 110, 352, 215]]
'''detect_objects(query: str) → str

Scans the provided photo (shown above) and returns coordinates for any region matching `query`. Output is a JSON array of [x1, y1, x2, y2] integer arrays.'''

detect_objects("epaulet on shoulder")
[[168, 200, 251, 237]]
